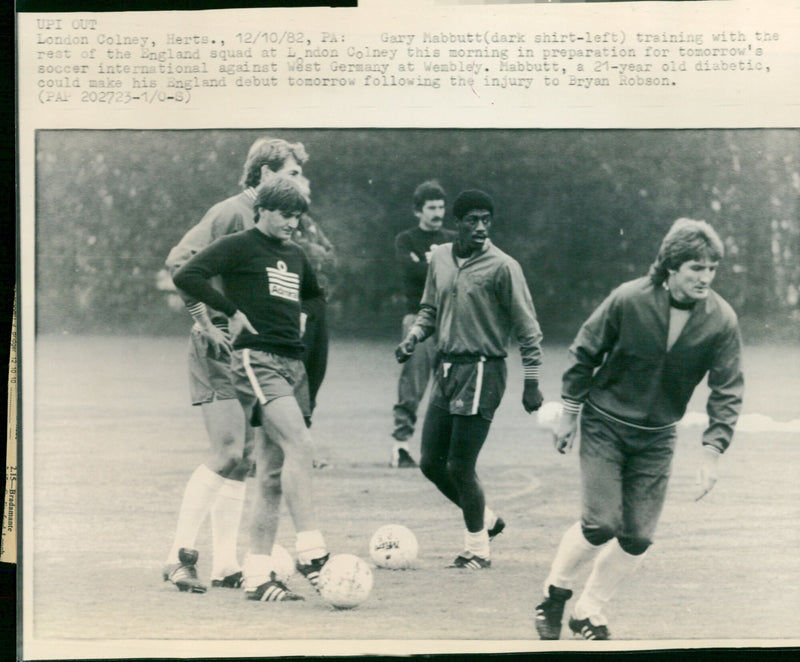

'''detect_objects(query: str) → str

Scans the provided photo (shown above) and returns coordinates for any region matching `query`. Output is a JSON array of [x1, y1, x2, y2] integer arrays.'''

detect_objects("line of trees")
[[35, 129, 799, 342]]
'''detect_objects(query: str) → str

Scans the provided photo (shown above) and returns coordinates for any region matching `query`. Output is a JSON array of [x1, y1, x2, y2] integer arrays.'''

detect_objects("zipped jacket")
[[410, 240, 542, 381], [562, 276, 744, 452]]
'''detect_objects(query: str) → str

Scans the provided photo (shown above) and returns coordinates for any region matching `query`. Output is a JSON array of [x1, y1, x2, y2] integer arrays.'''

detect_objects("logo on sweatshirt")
[[267, 260, 299, 302]]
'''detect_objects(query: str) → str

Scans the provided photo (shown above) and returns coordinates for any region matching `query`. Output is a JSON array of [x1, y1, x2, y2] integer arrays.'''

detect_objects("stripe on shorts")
[[242, 348, 268, 405], [471, 358, 485, 416]]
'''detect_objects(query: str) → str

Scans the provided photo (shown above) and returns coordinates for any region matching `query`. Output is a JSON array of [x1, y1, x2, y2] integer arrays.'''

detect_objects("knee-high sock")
[[543, 521, 606, 596], [167, 464, 224, 563], [573, 538, 646, 622], [209, 477, 247, 578]]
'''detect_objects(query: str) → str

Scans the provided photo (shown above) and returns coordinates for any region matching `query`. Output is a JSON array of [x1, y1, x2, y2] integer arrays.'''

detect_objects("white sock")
[[210, 478, 246, 578], [543, 521, 606, 595], [465, 529, 490, 559], [296, 529, 327, 564], [167, 464, 224, 563], [242, 553, 275, 590], [573, 539, 647, 622], [483, 506, 497, 530]]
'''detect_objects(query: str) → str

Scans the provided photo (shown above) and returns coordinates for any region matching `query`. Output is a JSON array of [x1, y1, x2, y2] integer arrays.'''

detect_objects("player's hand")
[[522, 379, 544, 413], [300, 312, 308, 338], [201, 323, 233, 359], [695, 446, 721, 501], [228, 310, 258, 342], [553, 411, 579, 455], [395, 335, 418, 363]]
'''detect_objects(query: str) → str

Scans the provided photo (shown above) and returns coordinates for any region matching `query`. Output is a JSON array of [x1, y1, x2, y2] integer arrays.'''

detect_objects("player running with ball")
[[535, 218, 744, 640], [173, 175, 331, 602]]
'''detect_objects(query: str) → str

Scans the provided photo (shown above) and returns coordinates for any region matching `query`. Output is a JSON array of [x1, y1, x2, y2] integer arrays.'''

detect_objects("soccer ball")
[[369, 524, 419, 569], [318, 554, 373, 610], [537, 401, 563, 432], [270, 544, 295, 584]]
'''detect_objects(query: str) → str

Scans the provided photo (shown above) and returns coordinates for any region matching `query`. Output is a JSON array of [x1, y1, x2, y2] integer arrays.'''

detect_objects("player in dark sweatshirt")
[[174, 175, 330, 603]]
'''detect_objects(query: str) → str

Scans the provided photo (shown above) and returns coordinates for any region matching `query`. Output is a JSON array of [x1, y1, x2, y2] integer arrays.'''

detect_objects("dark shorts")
[[187, 325, 237, 405], [429, 356, 506, 421], [579, 402, 677, 548], [230, 348, 312, 419]]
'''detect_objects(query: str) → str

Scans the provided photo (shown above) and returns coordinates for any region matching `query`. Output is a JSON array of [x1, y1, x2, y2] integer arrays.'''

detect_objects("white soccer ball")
[[318, 554, 374, 610], [369, 524, 419, 569], [270, 544, 295, 584], [537, 401, 563, 432]]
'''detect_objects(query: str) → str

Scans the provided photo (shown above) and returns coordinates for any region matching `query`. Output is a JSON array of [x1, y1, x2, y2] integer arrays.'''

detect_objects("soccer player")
[[391, 180, 456, 468], [395, 189, 545, 568], [173, 175, 330, 602], [161, 137, 313, 593], [534, 218, 744, 640]]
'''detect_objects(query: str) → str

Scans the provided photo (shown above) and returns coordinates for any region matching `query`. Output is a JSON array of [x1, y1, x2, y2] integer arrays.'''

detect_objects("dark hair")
[[240, 138, 309, 189], [452, 189, 494, 220], [648, 218, 725, 285], [252, 175, 309, 220], [412, 180, 447, 211]]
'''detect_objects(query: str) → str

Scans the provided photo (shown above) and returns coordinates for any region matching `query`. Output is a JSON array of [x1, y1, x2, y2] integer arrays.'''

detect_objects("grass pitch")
[[24, 335, 800, 656]]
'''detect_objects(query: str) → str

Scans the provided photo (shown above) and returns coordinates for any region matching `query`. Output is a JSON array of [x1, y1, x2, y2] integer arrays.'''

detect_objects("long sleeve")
[[172, 237, 239, 318], [300, 252, 325, 303], [562, 288, 621, 410], [165, 194, 250, 308], [496, 260, 543, 380], [395, 231, 430, 291], [409, 262, 438, 343], [703, 320, 744, 453]]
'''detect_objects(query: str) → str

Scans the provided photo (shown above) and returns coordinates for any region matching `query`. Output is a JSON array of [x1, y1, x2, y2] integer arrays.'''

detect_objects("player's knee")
[[617, 535, 651, 556], [257, 468, 282, 498], [226, 456, 254, 481], [445, 460, 475, 488], [581, 522, 616, 547], [419, 454, 442, 482]]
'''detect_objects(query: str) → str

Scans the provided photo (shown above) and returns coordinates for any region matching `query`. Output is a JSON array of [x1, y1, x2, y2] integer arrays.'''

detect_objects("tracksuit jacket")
[[562, 276, 744, 453], [410, 240, 543, 381]]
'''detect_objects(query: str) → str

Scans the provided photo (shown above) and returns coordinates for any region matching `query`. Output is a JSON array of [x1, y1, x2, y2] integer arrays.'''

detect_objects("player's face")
[[456, 209, 492, 253], [415, 199, 445, 231], [668, 258, 718, 302], [258, 207, 301, 242]]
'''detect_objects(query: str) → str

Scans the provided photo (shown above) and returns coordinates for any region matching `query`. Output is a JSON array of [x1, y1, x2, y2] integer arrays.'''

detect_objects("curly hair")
[[648, 218, 725, 285]]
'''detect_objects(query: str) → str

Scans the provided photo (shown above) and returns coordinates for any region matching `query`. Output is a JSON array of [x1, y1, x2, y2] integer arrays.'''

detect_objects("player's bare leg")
[[248, 433, 284, 555], [241, 432, 302, 601], [250, 395, 328, 592]]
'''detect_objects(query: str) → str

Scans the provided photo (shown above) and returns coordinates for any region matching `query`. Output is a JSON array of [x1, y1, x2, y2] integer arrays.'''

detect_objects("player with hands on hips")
[[173, 175, 332, 602], [534, 218, 743, 641], [396, 189, 545, 570], [161, 137, 311, 594]]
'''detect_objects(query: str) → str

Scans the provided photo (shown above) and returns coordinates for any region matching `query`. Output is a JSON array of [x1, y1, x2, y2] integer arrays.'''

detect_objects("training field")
[[24, 335, 800, 657]]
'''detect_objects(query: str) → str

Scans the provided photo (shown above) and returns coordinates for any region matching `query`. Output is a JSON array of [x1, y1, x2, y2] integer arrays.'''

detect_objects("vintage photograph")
[[28, 128, 799, 654]]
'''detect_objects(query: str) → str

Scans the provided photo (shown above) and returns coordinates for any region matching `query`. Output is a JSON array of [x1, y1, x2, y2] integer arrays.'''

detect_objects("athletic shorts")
[[187, 325, 237, 405], [230, 348, 312, 420], [429, 356, 506, 421]]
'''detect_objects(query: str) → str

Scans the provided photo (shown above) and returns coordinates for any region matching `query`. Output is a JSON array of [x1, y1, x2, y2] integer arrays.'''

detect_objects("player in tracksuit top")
[[535, 218, 744, 640], [173, 175, 330, 602], [396, 189, 545, 569]]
